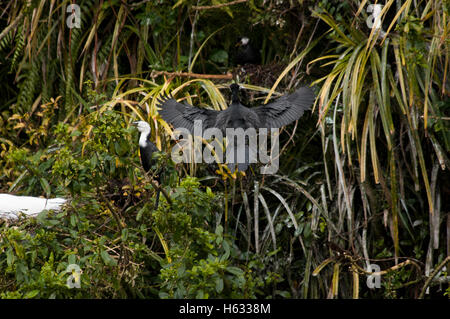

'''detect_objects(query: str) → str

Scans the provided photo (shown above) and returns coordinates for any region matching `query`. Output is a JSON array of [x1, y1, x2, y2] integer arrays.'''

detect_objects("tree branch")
[[419, 256, 450, 299], [150, 70, 232, 80], [192, 0, 248, 10], [0, 11, 23, 42]]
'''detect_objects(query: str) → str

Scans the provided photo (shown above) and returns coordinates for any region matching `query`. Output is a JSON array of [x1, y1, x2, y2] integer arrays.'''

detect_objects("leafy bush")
[[0, 0, 448, 299]]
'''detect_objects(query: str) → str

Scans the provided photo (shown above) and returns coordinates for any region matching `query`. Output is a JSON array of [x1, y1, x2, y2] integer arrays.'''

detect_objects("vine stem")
[[419, 256, 450, 299]]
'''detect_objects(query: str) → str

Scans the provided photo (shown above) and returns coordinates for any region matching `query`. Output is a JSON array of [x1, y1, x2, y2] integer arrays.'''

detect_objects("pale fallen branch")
[[0, 194, 67, 220]]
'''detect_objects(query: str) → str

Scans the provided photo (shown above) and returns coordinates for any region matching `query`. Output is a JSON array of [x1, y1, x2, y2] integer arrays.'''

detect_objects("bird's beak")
[[131, 121, 139, 126], [235, 41, 241, 47]]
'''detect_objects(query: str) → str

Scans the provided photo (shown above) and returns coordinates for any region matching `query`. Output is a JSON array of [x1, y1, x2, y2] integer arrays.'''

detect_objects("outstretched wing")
[[157, 94, 219, 134], [253, 87, 315, 128]]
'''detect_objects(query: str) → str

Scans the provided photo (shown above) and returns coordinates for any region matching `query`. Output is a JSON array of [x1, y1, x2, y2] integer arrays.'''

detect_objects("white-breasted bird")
[[234, 36, 261, 65], [132, 120, 161, 207]]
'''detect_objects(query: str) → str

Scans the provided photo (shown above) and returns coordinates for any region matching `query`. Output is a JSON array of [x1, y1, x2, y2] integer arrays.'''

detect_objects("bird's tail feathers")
[[227, 140, 254, 173]]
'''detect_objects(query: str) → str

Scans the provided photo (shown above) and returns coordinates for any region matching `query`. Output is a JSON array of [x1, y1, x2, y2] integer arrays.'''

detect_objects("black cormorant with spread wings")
[[158, 84, 315, 172]]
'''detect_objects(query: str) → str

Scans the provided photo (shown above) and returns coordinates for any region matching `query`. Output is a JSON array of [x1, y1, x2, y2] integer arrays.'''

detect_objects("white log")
[[0, 194, 67, 220]]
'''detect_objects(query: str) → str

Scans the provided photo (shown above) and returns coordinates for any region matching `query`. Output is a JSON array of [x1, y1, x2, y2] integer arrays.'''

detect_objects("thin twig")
[[420, 115, 450, 120], [150, 70, 232, 80], [419, 256, 450, 299], [0, 11, 23, 42], [279, 120, 298, 159], [287, 19, 319, 90], [128, 0, 153, 8], [240, 182, 252, 258], [188, 1, 200, 70], [98, 190, 124, 232], [353, 258, 421, 276], [254, 181, 260, 254], [192, 0, 248, 10], [131, 162, 173, 206], [289, 11, 305, 61]]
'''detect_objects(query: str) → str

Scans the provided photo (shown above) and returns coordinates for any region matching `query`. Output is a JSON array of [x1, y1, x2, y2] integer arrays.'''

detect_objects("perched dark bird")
[[158, 84, 315, 172], [234, 37, 261, 65], [132, 121, 161, 207]]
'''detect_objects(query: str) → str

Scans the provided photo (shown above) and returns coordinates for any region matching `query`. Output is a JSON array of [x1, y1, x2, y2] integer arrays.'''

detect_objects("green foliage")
[[0, 106, 266, 298]]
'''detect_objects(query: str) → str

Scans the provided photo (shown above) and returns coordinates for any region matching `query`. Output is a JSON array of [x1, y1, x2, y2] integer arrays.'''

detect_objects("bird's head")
[[132, 121, 151, 134], [230, 83, 242, 103], [230, 83, 241, 92], [236, 36, 250, 47]]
